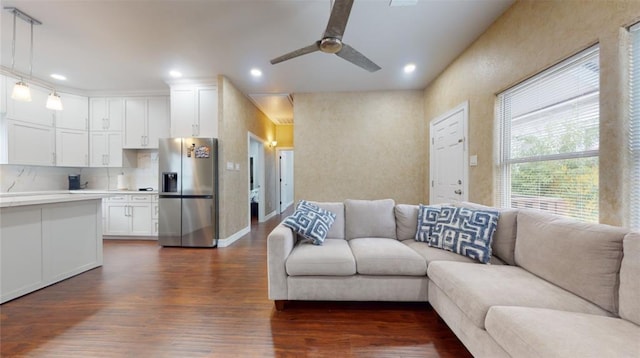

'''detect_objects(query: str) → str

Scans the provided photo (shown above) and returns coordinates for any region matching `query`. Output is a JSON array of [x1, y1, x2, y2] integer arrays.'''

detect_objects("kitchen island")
[[0, 193, 106, 303]]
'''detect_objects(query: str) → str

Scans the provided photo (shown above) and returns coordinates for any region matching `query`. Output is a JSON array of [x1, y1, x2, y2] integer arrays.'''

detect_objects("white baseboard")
[[281, 201, 293, 212], [263, 210, 277, 221], [218, 226, 250, 247]]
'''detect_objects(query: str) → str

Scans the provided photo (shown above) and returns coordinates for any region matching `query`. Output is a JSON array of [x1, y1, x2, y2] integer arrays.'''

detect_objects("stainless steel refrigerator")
[[158, 138, 218, 247]]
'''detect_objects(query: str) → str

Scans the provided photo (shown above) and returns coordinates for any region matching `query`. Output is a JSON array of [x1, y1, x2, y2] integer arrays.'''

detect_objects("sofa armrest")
[[267, 224, 296, 300]]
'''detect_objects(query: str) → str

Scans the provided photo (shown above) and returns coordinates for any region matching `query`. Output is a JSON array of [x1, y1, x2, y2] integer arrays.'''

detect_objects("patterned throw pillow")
[[429, 206, 500, 264], [283, 200, 337, 245], [415, 204, 441, 242]]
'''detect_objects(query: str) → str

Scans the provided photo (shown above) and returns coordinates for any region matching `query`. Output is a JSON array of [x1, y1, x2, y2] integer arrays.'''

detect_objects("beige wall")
[[218, 76, 277, 239], [294, 90, 425, 204], [275, 124, 294, 148], [423, 0, 640, 226]]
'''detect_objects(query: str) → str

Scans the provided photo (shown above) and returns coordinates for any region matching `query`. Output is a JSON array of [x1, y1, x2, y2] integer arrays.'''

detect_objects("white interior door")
[[430, 102, 469, 204], [277, 149, 294, 213]]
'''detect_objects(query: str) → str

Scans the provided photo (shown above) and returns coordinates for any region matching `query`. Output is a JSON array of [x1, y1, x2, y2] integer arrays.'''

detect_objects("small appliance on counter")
[[68, 175, 81, 190]]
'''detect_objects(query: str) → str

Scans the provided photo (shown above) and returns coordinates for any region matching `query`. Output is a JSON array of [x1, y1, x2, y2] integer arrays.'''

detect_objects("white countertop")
[[0, 193, 109, 208], [0, 190, 158, 208]]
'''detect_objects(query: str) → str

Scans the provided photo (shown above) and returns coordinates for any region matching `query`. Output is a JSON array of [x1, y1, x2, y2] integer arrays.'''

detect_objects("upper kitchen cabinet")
[[56, 93, 89, 130], [56, 128, 88, 167], [1, 119, 56, 166], [90, 97, 124, 131], [123, 96, 169, 149], [170, 84, 218, 138], [4, 76, 55, 127]]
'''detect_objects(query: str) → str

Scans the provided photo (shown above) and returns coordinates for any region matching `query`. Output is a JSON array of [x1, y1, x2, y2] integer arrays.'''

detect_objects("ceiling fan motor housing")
[[320, 37, 343, 53]]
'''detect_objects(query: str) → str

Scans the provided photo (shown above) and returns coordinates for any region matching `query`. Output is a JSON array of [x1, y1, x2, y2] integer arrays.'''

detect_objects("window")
[[497, 46, 600, 222], [630, 24, 640, 230]]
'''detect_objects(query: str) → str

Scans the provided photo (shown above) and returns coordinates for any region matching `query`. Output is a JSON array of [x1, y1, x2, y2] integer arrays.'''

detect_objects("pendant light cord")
[[11, 11, 16, 73], [29, 20, 34, 79]]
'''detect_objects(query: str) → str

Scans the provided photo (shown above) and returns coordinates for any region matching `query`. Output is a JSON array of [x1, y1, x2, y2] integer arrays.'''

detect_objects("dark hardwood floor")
[[1, 211, 471, 357]]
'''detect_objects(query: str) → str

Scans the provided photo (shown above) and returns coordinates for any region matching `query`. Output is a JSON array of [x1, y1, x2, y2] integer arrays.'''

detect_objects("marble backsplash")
[[0, 150, 159, 192]]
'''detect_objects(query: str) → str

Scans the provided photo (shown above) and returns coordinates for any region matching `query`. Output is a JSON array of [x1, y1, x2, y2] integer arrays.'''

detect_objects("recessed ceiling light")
[[250, 68, 262, 77], [404, 63, 416, 74], [169, 70, 182, 78], [50, 73, 67, 81]]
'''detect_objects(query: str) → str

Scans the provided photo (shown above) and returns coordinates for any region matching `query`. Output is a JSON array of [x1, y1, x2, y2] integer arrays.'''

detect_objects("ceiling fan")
[[270, 0, 381, 72]]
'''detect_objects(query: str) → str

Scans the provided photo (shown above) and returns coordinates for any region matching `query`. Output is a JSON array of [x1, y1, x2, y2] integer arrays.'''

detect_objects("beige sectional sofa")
[[267, 199, 640, 357]]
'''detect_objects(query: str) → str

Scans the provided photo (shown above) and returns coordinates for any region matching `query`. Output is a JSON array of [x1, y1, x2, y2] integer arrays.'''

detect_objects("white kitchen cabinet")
[[4, 76, 55, 127], [170, 85, 218, 138], [56, 128, 88, 167], [56, 93, 89, 130], [104, 195, 154, 237], [123, 96, 169, 149], [4, 119, 56, 166], [90, 131, 123, 167], [90, 97, 124, 131], [0, 75, 7, 115]]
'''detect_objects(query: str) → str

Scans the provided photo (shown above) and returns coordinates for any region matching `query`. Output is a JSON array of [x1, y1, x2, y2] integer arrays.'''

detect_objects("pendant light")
[[46, 90, 63, 111]]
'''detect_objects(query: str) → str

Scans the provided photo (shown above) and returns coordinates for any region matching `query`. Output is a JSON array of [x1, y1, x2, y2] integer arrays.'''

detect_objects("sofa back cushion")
[[345, 199, 396, 240], [395, 204, 419, 241], [309, 201, 345, 240], [619, 232, 640, 325], [515, 209, 627, 314], [455, 202, 518, 265]]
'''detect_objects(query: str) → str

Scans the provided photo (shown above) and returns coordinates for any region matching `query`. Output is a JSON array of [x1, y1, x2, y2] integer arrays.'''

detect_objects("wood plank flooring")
[[1, 212, 471, 357]]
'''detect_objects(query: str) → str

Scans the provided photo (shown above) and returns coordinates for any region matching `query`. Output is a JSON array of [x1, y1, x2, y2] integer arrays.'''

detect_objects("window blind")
[[630, 24, 640, 230], [497, 45, 600, 222]]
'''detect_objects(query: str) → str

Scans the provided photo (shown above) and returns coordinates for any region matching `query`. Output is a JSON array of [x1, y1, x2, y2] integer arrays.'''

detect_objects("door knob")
[[454, 189, 462, 195]]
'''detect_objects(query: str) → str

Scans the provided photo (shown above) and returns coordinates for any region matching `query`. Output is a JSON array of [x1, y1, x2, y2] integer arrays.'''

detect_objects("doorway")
[[248, 134, 266, 224], [276, 148, 294, 213], [429, 101, 469, 204]]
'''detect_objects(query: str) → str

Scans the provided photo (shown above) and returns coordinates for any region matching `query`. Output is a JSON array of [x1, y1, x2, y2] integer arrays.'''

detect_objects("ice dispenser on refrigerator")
[[158, 138, 218, 247]]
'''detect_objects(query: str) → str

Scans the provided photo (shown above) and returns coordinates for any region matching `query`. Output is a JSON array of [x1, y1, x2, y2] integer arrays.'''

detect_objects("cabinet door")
[[105, 203, 129, 235], [106, 98, 124, 131], [0, 75, 7, 115], [170, 88, 195, 137], [130, 204, 152, 235], [6, 120, 55, 166], [56, 94, 88, 130], [123, 98, 146, 148], [56, 129, 88, 167], [5, 80, 54, 127], [90, 98, 107, 130], [197, 87, 218, 138], [90, 132, 107, 167], [107, 132, 123, 167], [147, 97, 169, 148]]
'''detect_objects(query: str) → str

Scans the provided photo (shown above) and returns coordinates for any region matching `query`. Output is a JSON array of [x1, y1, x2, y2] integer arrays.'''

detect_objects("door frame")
[[275, 147, 294, 214], [248, 132, 266, 224], [429, 101, 469, 204]]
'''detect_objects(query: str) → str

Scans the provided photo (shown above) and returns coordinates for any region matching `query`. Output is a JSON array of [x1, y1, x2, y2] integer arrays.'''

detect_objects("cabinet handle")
[[191, 124, 195, 137], [52, 152, 56, 165], [195, 124, 199, 136], [141, 135, 144, 146]]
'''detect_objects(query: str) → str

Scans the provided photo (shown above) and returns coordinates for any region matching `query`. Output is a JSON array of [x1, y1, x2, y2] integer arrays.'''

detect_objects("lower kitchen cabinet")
[[103, 194, 158, 238]]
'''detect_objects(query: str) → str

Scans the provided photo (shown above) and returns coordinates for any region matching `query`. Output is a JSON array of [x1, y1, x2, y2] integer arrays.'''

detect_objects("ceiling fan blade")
[[336, 43, 381, 72], [270, 42, 321, 65], [323, 0, 354, 39]]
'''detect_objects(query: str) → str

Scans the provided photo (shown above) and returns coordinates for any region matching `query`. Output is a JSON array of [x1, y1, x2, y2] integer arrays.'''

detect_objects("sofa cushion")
[[309, 201, 345, 240], [620, 232, 640, 325], [286, 239, 356, 276], [427, 261, 612, 329], [283, 200, 336, 245], [345, 199, 396, 240], [415, 204, 441, 242], [456, 202, 518, 265], [515, 209, 628, 314], [485, 306, 640, 358], [395, 204, 419, 241], [403, 240, 506, 266], [349, 238, 427, 276], [429, 206, 499, 264]]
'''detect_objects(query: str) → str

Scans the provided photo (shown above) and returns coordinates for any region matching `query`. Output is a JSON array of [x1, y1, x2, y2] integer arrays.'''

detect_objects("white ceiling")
[[0, 0, 513, 122]]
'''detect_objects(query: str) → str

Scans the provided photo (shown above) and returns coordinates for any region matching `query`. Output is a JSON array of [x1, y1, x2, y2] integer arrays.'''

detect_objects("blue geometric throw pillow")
[[283, 200, 336, 245], [415, 204, 441, 242], [429, 206, 500, 264]]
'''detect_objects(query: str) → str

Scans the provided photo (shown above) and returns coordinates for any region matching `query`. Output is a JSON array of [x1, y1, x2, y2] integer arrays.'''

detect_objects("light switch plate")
[[470, 155, 478, 166], [226, 162, 234, 170]]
